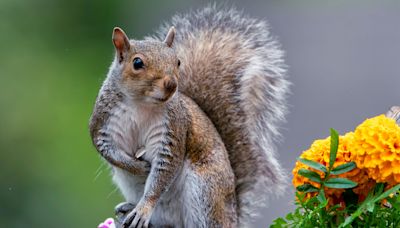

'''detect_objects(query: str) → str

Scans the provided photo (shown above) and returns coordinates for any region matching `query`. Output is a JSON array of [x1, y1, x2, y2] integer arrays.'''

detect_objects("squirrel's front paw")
[[115, 202, 135, 214], [115, 202, 136, 223], [131, 159, 151, 176], [122, 203, 153, 228], [135, 147, 147, 158]]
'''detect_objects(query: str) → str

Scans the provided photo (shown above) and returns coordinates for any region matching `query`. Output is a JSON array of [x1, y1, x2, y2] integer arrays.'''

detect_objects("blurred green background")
[[2, 0, 400, 227], [0, 0, 203, 227]]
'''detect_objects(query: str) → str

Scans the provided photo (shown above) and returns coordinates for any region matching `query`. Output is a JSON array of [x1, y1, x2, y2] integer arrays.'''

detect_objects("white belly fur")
[[106, 100, 164, 200], [106, 101, 164, 158], [112, 167, 146, 204], [113, 161, 196, 227]]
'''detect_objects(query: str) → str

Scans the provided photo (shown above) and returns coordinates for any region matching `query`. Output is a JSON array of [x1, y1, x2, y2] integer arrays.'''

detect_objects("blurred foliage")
[[0, 0, 198, 227]]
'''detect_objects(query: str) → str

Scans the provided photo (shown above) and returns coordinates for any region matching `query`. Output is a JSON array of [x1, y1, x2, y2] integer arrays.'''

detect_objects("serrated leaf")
[[297, 157, 328, 173], [325, 177, 357, 189], [296, 183, 319, 193], [298, 168, 322, 183], [331, 162, 356, 175], [329, 128, 339, 169]]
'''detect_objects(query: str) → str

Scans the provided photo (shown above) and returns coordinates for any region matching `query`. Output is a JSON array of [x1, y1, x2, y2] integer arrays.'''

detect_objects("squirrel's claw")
[[115, 202, 135, 216], [135, 147, 147, 158], [122, 204, 152, 228]]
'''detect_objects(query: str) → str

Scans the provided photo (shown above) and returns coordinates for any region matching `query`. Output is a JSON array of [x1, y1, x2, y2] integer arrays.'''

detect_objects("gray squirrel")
[[89, 6, 289, 228]]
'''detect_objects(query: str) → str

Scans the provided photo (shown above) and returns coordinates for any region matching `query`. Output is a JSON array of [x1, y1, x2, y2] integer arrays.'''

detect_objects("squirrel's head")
[[111, 27, 179, 105]]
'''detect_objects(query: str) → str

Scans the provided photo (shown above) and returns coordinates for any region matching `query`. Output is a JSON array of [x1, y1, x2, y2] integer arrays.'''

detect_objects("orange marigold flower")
[[349, 115, 400, 187], [292, 133, 371, 204]]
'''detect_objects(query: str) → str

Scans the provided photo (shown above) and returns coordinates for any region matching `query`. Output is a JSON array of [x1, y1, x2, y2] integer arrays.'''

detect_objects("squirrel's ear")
[[164, 26, 176, 48], [112, 27, 130, 62]]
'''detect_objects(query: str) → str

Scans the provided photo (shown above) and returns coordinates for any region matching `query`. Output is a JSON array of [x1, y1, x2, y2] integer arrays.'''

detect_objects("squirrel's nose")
[[163, 76, 177, 93]]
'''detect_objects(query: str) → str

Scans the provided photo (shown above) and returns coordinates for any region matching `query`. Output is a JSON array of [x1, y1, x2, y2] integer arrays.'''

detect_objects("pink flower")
[[98, 218, 116, 228]]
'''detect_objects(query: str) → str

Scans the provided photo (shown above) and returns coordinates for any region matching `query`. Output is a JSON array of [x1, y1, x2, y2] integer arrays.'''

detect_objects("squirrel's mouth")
[[153, 96, 169, 102], [147, 89, 176, 104], [149, 94, 172, 103]]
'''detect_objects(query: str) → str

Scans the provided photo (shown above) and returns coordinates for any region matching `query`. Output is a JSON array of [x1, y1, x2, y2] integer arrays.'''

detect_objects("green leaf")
[[374, 183, 400, 202], [298, 168, 322, 183], [374, 183, 385, 195], [325, 178, 357, 189], [328, 204, 342, 212], [330, 162, 357, 175], [317, 189, 327, 204], [338, 184, 400, 228], [386, 195, 400, 210], [296, 183, 319, 193], [295, 191, 305, 203], [341, 216, 353, 228], [366, 202, 375, 212], [329, 128, 339, 170], [271, 217, 287, 227], [297, 158, 328, 173], [285, 213, 294, 221]]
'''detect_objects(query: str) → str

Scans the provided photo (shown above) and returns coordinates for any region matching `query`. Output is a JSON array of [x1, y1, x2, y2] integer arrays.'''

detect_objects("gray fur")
[[148, 6, 290, 226]]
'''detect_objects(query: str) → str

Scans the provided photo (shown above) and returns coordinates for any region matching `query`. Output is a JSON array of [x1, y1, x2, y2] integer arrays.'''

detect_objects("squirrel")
[[89, 6, 289, 228], [90, 26, 237, 227]]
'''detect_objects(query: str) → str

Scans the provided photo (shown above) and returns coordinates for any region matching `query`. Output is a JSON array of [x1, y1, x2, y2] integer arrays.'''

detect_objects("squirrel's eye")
[[177, 59, 181, 67], [133, 57, 144, 70]]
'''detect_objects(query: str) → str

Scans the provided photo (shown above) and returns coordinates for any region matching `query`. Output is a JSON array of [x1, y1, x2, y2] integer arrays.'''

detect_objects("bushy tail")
[[150, 5, 290, 226]]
